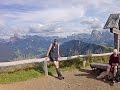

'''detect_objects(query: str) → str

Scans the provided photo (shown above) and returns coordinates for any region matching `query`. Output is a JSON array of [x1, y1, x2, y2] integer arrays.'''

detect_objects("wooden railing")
[[0, 53, 112, 75], [60, 53, 112, 61]]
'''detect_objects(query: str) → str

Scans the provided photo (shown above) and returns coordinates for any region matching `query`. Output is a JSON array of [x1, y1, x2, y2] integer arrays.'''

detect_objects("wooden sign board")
[[110, 28, 120, 35]]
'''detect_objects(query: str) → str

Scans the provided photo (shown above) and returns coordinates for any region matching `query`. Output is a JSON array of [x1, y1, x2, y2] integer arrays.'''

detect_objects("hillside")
[[60, 40, 112, 56]]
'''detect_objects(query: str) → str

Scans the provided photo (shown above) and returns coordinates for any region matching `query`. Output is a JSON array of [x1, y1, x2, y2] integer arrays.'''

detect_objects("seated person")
[[106, 49, 120, 82]]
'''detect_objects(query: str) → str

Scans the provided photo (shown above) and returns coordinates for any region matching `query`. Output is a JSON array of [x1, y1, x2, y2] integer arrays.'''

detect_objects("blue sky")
[[0, 0, 120, 38]]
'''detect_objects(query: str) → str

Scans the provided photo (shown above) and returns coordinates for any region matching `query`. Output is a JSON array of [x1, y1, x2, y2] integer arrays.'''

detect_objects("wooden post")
[[117, 39, 119, 52], [82, 57, 86, 67], [43, 61, 48, 76], [114, 33, 119, 51]]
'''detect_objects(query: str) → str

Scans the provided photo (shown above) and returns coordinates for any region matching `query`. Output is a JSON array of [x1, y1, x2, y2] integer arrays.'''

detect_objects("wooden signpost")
[[90, 14, 120, 71], [104, 14, 120, 51]]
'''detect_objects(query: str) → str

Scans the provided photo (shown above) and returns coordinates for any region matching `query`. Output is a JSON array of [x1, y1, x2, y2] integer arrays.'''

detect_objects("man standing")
[[46, 39, 64, 80]]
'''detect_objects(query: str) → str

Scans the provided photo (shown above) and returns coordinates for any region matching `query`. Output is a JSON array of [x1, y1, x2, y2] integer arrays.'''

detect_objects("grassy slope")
[[0, 69, 43, 84]]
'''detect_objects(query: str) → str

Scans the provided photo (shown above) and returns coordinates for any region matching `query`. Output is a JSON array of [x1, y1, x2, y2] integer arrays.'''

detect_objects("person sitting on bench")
[[106, 49, 120, 83]]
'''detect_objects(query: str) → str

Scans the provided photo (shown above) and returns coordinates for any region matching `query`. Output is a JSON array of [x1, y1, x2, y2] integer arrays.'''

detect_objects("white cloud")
[[29, 24, 48, 33], [83, 0, 120, 14], [28, 23, 90, 37], [5, 25, 29, 37], [0, 18, 5, 37], [0, 0, 35, 5], [0, 18, 5, 30], [0, 0, 120, 38], [1, 0, 120, 14], [81, 17, 103, 29], [5, 6, 84, 24], [2, 0, 119, 24]]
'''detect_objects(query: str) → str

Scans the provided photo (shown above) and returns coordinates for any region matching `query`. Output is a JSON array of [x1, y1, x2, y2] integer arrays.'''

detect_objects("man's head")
[[113, 49, 118, 55], [53, 39, 58, 45]]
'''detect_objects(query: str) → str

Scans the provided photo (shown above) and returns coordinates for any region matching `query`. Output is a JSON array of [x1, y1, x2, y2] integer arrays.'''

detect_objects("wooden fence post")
[[82, 57, 86, 67], [43, 61, 48, 76]]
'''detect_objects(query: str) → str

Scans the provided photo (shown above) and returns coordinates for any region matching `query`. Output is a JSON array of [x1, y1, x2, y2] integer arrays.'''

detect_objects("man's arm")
[[109, 55, 112, 66], [46, 43, 52, 57], [58, 44, 60, 57]]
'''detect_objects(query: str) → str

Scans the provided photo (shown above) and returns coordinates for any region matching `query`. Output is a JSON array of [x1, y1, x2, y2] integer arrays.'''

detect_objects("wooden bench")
[[90, 62, 120, 70], [90, 62, 109, 70]]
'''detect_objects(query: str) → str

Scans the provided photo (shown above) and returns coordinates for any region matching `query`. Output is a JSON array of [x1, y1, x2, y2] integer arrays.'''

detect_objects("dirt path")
[[0, 67, 120, 90]]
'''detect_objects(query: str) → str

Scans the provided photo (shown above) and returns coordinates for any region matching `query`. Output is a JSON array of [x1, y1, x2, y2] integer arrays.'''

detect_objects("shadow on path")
[[74, 68, 114, 86]]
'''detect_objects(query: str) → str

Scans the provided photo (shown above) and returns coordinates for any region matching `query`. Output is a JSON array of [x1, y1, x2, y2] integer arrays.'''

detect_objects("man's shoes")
[[112, 80, 115, 83], [112, 77, 115, 83], [58, 76, 64, 80]]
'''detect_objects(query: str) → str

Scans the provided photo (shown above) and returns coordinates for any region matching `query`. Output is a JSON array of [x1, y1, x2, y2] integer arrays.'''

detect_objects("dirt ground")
[[0, 67, 120, 90]]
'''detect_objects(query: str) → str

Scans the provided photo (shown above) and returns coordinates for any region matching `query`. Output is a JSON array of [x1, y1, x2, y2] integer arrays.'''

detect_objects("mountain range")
[[67, 30, 114, 46], [0, 30, 113, 62]]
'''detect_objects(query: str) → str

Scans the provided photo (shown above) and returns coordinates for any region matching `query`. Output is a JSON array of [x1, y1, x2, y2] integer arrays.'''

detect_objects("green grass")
[[47, 58, 83, 75], [47, 63, 76, 75], [0, 69, 43, 84], [85, 55, 109, 66]]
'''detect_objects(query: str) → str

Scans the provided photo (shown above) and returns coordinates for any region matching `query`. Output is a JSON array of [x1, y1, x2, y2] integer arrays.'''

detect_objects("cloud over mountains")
[[0, 0, 120, 38]]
